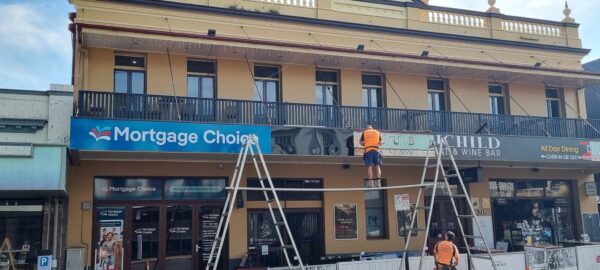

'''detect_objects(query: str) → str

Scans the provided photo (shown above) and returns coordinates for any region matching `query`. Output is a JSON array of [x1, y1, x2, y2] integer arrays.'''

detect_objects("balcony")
[[77, 91, 600, 139]]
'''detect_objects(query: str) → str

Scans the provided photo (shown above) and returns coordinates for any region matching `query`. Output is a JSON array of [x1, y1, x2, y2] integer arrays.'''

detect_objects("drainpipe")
[[52, 198, 59, 268]]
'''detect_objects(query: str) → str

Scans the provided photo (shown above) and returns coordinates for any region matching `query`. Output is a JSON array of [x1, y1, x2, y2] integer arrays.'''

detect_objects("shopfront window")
[[131, 206, 159, 270], [0, 200, 43, 268], [365, 182, 387, 239], [490, 180, 576, 250]]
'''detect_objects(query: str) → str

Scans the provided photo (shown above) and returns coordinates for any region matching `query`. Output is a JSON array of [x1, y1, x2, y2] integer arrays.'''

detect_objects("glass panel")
[[187, 76, 199, 98], [0, 207, 43, 269], [248, 211, 281, 267], [546, 181, 571, 197], [316, 70, 338, 83], [326, 85, 337, 105], [362, 88, 369, 107], [115, 55, 145, 68], [370, 89, 379, 108], [365, 190, 385, 238], [362, 74, 382, 86], [489, 181, 515, 197], [429, 92, 445, 111], [427, 79, 445, 90], [254, 80, 264, 102], [316, 85, 324, 105], [165, 206, 193, 270], [199, 206, 223, 269], [187, 60, 215, 74], [548, 100, 561, 118], [515, 181, 546, 197], [131, 72, 145, 94], [397, 205, 418, 238], [131, 206, 159, 270], [114, 71, 128, 93], [266, 81, 278, 102], [546, 89, 559, 98], [254, 66, 279, 78], [201, 77, 215, 98], [489, 84, 504, 94]]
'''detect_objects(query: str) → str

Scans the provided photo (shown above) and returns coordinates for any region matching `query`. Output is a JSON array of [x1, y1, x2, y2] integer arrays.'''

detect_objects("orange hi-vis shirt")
[[361, 128, 381, 153], [434, 240, 459, 266]]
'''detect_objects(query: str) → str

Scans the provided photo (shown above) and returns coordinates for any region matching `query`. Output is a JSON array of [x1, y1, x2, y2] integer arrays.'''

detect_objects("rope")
[[226, 183, 434, 192], [243, 55, 273, 125], [165, 18, 181, 120], [377, 66, 425, 131]]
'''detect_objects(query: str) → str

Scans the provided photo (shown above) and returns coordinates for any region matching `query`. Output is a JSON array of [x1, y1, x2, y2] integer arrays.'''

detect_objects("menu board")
[[201, 212, 221, 262], [334, 204, 358, 240]]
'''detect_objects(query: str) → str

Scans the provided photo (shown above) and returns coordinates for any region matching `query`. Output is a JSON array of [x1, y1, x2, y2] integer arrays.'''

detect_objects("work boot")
[[366, 179, 374, 188], [375, 178, 382, 188]]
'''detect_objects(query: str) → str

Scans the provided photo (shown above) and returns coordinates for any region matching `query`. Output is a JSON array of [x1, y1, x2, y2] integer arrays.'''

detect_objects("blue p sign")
[[38, 255, 52, 270]]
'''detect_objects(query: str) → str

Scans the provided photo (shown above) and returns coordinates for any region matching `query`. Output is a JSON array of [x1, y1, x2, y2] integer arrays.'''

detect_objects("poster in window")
[[546, 181, 571, 197], [546, 247, 577, 270], [489, 181, 514, 197], [515, 182, 545, 198], [95, 207, 124, 270], [334, 204, 358, 240]]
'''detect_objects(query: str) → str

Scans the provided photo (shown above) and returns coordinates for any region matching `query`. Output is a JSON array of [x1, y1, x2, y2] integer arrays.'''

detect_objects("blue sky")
[[0, 0, 598, 90]]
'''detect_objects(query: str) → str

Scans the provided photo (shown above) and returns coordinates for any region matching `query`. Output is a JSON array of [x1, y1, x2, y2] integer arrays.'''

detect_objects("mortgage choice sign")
[[70, 118, 271, 154]]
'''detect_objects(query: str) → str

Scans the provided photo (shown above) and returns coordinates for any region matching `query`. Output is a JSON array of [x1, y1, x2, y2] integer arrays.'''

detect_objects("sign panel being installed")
[[353, 131, 600, 163], [71, 118, 271, 154]]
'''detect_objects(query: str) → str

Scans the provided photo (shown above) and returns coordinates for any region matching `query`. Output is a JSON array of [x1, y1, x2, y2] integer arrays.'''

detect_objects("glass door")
[[165, 205, 193, 270], [197, 206, 226, 270], [130, 206, 160, 270]]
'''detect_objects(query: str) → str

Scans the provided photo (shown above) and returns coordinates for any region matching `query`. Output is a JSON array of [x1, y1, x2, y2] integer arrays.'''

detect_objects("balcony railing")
[[77, 91, 600, 139]]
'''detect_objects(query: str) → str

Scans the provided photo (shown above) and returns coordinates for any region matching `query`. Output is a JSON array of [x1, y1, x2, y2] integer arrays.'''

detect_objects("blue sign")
[[38, 255, 52, 270], [70, 118, 271, 154]]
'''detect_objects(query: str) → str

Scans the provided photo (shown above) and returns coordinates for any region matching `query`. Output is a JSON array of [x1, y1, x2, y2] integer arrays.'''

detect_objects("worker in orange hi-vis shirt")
[[434, 231, 459, 270], [359, 125, 382, 188]]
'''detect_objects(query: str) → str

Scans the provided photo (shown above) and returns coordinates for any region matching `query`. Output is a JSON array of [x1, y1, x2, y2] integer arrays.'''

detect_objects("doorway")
[[95, 204, 226, 270], [424, 197, 469, 253]]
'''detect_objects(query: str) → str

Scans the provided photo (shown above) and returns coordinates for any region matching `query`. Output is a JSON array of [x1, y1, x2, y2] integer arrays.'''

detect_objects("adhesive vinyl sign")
[[70, 118, 271, 154]]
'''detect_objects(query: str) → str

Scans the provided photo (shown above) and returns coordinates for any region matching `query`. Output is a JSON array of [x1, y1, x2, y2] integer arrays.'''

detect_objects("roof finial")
[[487, 0, 500, 14], [563, 1, 575, 23]]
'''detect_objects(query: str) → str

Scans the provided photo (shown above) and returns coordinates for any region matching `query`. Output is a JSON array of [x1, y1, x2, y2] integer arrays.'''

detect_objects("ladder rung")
[[208, 263, 216, 266], [427, 164, 438, 168], [471, 255, 493, 260], [282, 245, 295, 249], [274, 222, 285, 226], [259, 177, 267, 181], [416, 228, 428, 232], [445, 174, 459, 178], [415, 207, 431, 210], [464, 235, 483, 239], [451, 194, 467, 198], [457, 215, 474, 218]]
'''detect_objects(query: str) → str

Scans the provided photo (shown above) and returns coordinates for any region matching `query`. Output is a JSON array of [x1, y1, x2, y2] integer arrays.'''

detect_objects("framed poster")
[[334, 204, 358, 240], [95, 207, 124, 270]]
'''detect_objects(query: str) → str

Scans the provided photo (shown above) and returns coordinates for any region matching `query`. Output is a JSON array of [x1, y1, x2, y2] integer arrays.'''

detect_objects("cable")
[[543, 81, 600, 137], [315, 63, 351, 129], [481, 50, 504, 64], [165, 18, 182, 120], [226, 183, 434, 192], [370, 39, 389, 53], [376, 66, 426, 131], [307, 33, 322, 46], [435, 72, 471, 114]]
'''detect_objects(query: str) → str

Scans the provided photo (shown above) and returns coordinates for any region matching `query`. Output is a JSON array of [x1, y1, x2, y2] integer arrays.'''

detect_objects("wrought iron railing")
[[77, 91, 600, 139]]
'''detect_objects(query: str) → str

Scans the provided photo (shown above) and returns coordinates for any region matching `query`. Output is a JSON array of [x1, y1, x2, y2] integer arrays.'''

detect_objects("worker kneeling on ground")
[[434, 231, 459, 270], [359, 125, 382, 188]]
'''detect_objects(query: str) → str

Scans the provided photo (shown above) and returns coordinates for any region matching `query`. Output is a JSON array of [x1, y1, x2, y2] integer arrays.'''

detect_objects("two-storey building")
[[65, 0, 600, 269]]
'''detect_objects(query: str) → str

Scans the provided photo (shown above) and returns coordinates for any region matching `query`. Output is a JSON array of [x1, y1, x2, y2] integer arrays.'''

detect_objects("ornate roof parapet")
[[563, 1, 575, 23], [487, 0, 500, 13]]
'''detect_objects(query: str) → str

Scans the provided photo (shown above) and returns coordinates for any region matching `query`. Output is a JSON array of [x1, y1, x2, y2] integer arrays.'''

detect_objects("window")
[[254, 65, 280, 102], [428, 79, 447, 111], [365, 181, 387, 239], [316, 70, 339, 105], [546, 88, 563, 118], [187, 60, 215, 99], [397, 205, 418, 238], [489, 83, 508, 115], [247, 179, 323, 201], [362, 74, 383, 108], [114, 55, 145, 94]]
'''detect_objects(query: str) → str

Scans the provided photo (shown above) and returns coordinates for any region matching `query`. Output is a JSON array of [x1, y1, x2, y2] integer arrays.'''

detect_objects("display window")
[[490, 180, 576, 251], [0, 200, 43, 269]]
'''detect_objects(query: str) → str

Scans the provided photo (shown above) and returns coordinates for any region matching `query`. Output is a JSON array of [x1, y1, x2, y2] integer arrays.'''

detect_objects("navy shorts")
[[363, 151, 382, 166]]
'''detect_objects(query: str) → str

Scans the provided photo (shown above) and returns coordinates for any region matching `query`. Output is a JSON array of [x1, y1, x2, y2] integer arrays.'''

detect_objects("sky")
[[0, 0, 598, 90]]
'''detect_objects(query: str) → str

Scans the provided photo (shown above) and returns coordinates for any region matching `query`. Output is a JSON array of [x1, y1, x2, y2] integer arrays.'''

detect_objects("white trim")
[[0, 205, 43, 212]]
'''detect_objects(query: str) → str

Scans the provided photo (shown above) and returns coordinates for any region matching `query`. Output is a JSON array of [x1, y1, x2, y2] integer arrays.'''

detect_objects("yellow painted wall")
[[447, 78, 489, 113], [87, 48, 113, 92], [385, 73, 428, 110], [282, 64, 315, 103], [507, 83, 547, 117], [340, 69, 362, 106], [217, 58, 254, 100]]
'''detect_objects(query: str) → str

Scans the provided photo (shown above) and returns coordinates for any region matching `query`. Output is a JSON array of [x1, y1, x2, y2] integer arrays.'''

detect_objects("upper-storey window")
[[427, 79, 447, 111], [114, 55, 145, 94], [316, 70, 339, 106], [254, 65, 280, 103], [489, 83, 509, 115], [546, 88, 564, 118], [187, 60, 215, 99], [362, 74, 383, 108]]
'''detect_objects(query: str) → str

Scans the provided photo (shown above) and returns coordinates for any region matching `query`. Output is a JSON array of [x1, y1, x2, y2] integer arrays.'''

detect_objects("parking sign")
[[38, 255, 52, 270]]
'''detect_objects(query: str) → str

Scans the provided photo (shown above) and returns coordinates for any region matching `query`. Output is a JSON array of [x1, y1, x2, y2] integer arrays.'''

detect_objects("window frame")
[[187, 59, 217, 99], [316, 69, 340, 106], [253, 65, 281, 103], [427, 78, 449, 112], [545, 87, 565, 118], [361, 73, 385, 108], [113, 54, 146, 94], [488, 83, 510, 115]]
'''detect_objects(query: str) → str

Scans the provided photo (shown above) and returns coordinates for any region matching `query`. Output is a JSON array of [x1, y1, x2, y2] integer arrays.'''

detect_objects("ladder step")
[[282, 245, 295, 249], [427, 164, 438, 168], [416, 228, 428, 232], [259, 177, 267, 181], [471, 255, 493, 260], [445, 174, 459, 178], [274, 222, 285, 226], [451, 194, 467, 198], [208, 263, 216, 266], [464, 235, 483, 239], [457, 215, 474, 218], [415, 207, 431, 210]]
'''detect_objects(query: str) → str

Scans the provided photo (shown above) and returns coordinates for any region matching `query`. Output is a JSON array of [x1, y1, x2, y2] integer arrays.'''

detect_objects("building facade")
[[66, 0, 600, 269], [0, 86, 72, 269]]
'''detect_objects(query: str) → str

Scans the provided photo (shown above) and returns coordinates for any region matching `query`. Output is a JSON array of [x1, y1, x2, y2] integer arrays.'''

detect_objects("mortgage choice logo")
[[88, 125, 253, 147]]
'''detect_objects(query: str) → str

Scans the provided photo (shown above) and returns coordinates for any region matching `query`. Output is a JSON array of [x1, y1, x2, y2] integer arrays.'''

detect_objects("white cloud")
[[429, 0, 600, 63], [0, 1, 73, 90]]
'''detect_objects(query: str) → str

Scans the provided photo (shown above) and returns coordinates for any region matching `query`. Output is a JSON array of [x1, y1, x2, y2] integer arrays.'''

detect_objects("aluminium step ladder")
[[205, 135, 304, 270], [400, 138, 499, 270]]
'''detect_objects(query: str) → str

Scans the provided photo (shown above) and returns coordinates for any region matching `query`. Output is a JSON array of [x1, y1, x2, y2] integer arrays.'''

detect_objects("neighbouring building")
[[584, 58, 600, 211], [65, 0, 600, 269], [0, 85, 72, 269]]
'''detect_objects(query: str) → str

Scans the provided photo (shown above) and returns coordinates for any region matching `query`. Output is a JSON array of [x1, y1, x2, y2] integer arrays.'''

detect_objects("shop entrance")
[[93, 177, 227, 270], [424, 197, 468, 253], [95, 204, 225, 270]]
